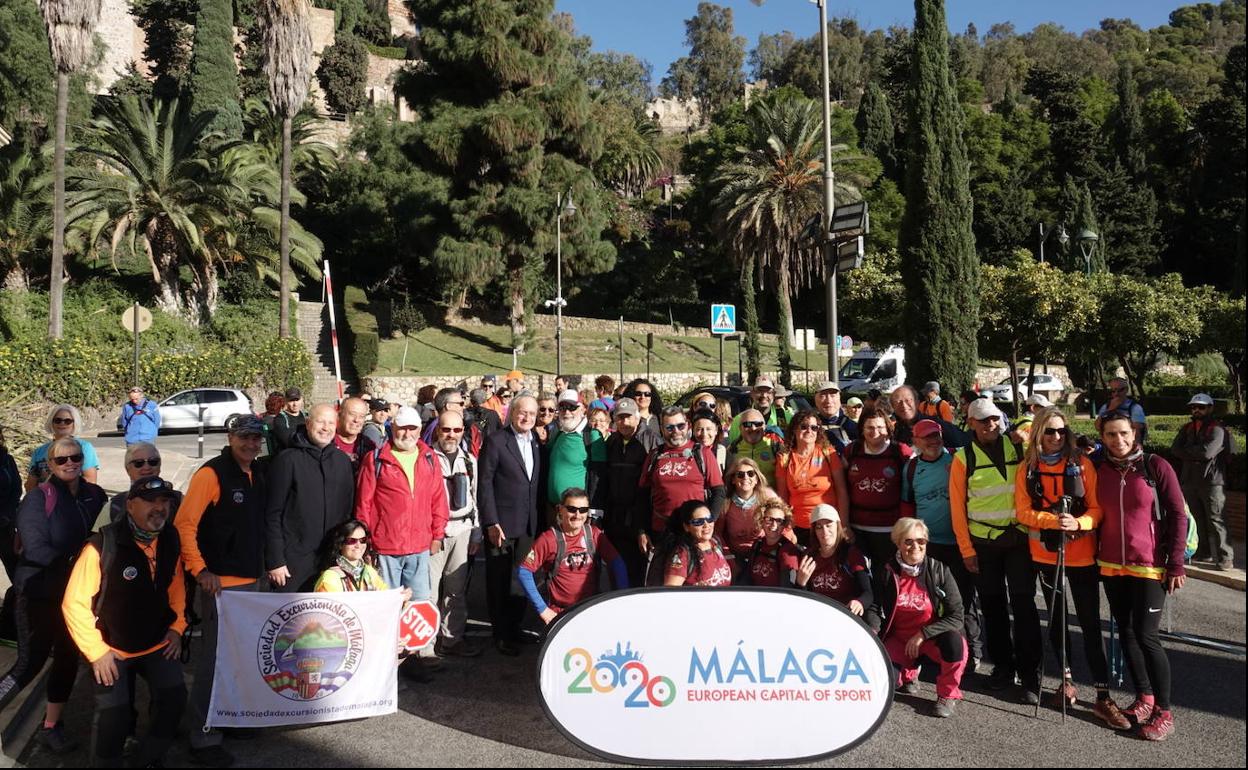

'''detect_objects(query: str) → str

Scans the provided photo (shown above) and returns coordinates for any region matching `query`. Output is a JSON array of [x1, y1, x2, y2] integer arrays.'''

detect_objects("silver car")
[[156, 388, 254, 430], [985, 374, 1065, 403]]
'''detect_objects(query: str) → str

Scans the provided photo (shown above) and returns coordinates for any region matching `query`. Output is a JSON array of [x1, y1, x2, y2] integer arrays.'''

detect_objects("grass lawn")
[[375, 322, 837, 378]]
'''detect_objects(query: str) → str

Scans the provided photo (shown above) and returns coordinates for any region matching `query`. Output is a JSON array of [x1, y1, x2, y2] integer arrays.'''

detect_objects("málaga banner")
[[207, 590, 402, 728], [537, 588, 893, 765]]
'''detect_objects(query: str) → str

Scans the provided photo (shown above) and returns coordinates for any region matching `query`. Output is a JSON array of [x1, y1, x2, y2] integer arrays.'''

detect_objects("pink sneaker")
[[1123, 697, 1154, 724], [1138, 709, 1174, 741]]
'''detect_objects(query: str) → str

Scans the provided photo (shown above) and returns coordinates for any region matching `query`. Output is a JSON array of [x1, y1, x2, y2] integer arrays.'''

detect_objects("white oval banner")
[[537, 587, 893, 765]]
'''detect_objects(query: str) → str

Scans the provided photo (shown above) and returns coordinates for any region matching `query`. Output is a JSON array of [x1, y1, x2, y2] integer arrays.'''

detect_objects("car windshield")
[[840, 357, 879, 380], [996, 376, 1034, 387]]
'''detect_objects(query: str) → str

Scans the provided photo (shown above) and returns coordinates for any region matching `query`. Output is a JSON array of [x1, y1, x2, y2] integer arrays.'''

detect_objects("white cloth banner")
[[207, 590, 402, 728]]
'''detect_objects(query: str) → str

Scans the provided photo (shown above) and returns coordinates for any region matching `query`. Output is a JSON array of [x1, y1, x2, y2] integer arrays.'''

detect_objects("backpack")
[[374, 446, 436, 479], [1137, 452, 1199, 561], [550, 526, 598, 586], [642, 443, 711, 496], [13, 481, 60, 556]]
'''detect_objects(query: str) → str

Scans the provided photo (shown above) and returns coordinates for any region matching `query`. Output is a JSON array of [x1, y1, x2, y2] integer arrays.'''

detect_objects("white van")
[[838, 345, 906, 395]]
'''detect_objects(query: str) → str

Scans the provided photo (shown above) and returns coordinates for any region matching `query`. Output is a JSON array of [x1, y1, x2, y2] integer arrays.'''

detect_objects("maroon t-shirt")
[[522, 526, 619, 610], [748, 538, 802, 587], [807, 545, 869, 604], [890, 571, 934, 641], [845, 441, 911, 529], [640, 441, 724, 533], [666, 538, 732, 587]]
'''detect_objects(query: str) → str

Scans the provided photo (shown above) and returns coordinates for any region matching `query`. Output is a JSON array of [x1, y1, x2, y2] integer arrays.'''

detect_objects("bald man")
[[265, 403, 356, 591], [333, 397, 376, 470]]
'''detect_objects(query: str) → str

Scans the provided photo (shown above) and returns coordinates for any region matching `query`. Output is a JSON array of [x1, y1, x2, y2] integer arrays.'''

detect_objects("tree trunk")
[[443, 286, 467, 324], [509, 261, 526, 354], [3, 265, 28, 291], [776, 258, 794, 388], [740, 251, 761, 382], [278, 115, 293, 339], [1026, 357, 1037, 402], [48, 71, 69, 340], [1224, 351, 1244, 414], [185, 261, 220, 325]]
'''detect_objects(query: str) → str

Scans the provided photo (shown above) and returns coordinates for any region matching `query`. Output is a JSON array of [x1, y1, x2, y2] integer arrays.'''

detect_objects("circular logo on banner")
[[537, 588, 893, 764], [257, 599, 365, 701]]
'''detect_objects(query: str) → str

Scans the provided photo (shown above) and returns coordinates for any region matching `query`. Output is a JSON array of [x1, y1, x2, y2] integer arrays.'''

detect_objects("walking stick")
[[1036, 506, 1072, 720]]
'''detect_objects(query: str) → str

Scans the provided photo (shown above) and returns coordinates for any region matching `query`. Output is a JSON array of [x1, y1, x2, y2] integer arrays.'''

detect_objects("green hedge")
[[344, 285, 379, 377], [0, 337, 312, 408], [365, 43, 407, 59]]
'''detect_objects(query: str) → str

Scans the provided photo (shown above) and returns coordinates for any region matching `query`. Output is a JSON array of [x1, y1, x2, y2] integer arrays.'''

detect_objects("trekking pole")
[[1036, 535, 1062, 719], [1055, 532, 1068, 722]]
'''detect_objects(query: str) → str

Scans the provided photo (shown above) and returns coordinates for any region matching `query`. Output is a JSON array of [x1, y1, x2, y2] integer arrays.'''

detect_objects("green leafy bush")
[[344, 285, 379, 376]]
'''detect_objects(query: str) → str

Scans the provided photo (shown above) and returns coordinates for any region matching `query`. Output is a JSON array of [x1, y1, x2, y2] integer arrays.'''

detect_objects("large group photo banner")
[[207, 590, 403, 728], [537, 588, 894, 765]]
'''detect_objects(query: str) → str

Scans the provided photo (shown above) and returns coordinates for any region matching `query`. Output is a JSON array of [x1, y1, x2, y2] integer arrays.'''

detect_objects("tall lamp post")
[[546, 191, 576, 377], [1037, 222, 1069, 263], [815, 0, 837, 385], [1077, 228, 1099, 275]]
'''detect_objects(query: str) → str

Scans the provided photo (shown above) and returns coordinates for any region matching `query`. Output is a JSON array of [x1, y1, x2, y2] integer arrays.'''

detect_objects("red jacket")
[[354, 441, 449, 556], [1095, 453, 1187, 578]]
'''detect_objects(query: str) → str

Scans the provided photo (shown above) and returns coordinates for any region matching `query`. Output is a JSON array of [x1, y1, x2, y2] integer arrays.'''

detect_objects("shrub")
[[344, 285, 380, 376]]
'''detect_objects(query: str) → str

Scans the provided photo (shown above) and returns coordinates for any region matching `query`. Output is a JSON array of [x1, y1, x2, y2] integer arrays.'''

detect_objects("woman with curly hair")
[[650, 499, 731, 587]]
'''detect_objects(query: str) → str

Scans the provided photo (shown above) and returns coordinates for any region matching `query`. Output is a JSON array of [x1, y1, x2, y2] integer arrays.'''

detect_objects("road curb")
[[1187, 564, 1246, 591]]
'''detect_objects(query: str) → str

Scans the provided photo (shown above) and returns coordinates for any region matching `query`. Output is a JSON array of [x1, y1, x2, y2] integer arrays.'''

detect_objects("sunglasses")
[[500, 392, 514, 399], [129, 458, 162, 468], [798, 423, 820, 432], [52, 453, 84, 465], [689, 515, 718, 527], [981, 416, 1001, 424], [663, 423, 688, 432], [1043, 427, 1068, 437], [134, 478, 173, 493], [439, 427, 464, 434], [539, 407, 557, 414], [563, 505, 591, 514], [903, 538, 928, 547], [695, 400, 716, 410], [557, 403, 580, 412], [52, 417, 75, 426], [1189, 404, 1210, 410], [764, 517, 787, 526], [734, 470, 757, 479], [741, 421, 765, 429], [343, 536, 370, 546], [634, 391, 653, 398]]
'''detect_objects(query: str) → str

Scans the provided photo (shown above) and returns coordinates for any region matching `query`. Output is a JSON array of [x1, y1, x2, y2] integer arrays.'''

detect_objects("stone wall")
[[93, 0, 146, 91]]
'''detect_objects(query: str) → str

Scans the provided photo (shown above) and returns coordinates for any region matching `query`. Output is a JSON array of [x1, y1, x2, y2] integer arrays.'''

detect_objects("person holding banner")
[[62, 476, 187, 767], [795, 504, 872, 615], [517, 488, 628, 624], [652, 499, 732, 587], [314, 519, 411, 600], [867, 518, 967, 719]]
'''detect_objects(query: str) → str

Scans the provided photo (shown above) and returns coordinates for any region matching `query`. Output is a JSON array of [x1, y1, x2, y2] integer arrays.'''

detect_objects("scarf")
[[896, 555, 923, 577], [127, 515, 160, 544], [1040, 451, 1064, 466], [731, 493, 759, 509], [1107, 446, 1144, 471], [337, 555, 366, 584]]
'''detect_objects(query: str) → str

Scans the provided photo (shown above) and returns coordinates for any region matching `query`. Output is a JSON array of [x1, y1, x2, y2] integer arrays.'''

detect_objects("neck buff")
[[1040, 451, 1064, 465], [731, 493, 759, 509], [1108, 446, 1144, 470], [896, 555, 923, 577], [337, 555, 366, 583], [128, 515, 161, 544]]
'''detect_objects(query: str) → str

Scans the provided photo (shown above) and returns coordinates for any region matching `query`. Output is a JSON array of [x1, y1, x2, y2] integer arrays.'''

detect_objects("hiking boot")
[[897, 679, 921, 695], [37, 722, 79, 755], [1020, 687, 1041, 706], [988, 668, 1017, 691], [1216, 558, 1235, 571], [932, 697, 957, 718], [1048, 676, 1078, 708], [1123, 697, 1155, 725], [1092, 696, 1132, 730], [189, 744, 235, 767], [1138, 709, 1175, 741]]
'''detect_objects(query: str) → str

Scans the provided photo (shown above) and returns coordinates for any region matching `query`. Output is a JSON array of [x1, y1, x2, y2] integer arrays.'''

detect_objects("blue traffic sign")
[[710, 304, 736, 335]]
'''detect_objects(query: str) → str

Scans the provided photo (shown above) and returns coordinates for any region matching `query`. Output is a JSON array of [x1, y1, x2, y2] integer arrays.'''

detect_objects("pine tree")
[[855, 81, 895, 174], [897, 0, 979, 392], [186, 0, 243, 137], [400, 0, 616, 351]]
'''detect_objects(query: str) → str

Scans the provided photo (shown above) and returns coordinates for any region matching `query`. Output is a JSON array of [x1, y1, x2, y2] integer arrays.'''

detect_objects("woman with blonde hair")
[[742, 499, 802, 587], [714, 457, 783, 571], [26, 405, 100, 490]]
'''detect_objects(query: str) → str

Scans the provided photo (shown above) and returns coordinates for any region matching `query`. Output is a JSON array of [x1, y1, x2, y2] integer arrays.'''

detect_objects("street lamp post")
[[1077, 228, 1099, 276], [547, 191, 576, 377], [815, 0, 837, 386]]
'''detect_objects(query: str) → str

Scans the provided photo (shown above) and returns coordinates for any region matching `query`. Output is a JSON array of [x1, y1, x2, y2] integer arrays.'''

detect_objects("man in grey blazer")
[[477, 394, 542, 656]]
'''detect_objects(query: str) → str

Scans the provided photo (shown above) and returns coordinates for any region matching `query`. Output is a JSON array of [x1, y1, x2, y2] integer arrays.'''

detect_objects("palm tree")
[[713, 92, 867, 387], [595, 107, 663, 198], [260, 0, 314, 339], [37, 0, 101, 338], [0, 151, 50, 290]]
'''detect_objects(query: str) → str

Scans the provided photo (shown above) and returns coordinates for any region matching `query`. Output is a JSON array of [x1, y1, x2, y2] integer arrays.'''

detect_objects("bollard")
[[197, 404, 205, 459]]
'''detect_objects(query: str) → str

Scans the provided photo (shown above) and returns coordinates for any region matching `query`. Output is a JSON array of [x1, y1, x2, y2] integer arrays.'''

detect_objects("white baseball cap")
[[1188, 393, 1214, 407], [393, 406, 422, 428], [810, 504, 840, 525], [967, 398, 1004, 422], [1023, 394, 1052, 408]]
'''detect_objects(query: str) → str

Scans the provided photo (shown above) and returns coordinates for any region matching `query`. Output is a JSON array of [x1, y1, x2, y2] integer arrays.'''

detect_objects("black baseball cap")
[[128, 476, 176, 501]]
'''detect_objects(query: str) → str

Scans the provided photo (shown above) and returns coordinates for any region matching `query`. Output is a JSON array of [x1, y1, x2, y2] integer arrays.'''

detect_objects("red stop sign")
[[398, 600, 440, 651]]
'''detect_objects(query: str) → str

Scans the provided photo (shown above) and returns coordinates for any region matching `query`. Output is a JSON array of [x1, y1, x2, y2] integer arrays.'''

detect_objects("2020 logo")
[[562, 642, 676, 708]]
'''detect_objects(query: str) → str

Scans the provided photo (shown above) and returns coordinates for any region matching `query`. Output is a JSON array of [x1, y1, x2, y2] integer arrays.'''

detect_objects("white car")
[[156, 388, 254, 430], [985, 374, 1065, 403]]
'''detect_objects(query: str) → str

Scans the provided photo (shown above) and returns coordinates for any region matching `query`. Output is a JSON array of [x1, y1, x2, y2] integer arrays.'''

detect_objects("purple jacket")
[[1095, 454, 1187, 578]]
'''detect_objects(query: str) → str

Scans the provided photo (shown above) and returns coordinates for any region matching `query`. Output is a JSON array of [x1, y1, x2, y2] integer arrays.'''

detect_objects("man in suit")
[[477, 394, 542, 656]]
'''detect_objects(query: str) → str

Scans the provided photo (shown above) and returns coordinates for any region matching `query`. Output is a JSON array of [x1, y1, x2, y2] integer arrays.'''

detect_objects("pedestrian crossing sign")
[[710, 304, 736, 335]]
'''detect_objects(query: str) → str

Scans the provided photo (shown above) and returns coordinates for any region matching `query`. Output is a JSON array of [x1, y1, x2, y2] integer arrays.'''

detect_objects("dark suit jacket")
[[478, 426, 542, 538]]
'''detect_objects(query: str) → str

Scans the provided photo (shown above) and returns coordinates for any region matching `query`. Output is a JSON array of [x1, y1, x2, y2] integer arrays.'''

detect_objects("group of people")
[[0, 369, 1231, 764]]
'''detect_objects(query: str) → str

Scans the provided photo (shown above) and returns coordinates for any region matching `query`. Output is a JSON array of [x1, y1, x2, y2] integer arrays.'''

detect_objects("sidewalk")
[[1185, 537, 1246, 591]]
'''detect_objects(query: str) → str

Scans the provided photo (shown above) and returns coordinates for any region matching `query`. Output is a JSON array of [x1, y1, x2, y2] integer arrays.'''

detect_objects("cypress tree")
[[898, 0, 979, 392], [1112, 62, 1146, 181], [855, 81, 895, 175], [186, 0, 242, 137]]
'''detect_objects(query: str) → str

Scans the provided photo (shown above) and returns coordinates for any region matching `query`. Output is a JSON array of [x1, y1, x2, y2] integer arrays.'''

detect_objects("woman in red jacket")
[[1095, 414, 1187, 742], [844, 408, 912, 571]]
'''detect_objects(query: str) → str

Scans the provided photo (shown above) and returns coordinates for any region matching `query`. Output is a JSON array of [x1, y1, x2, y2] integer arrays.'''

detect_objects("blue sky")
[[554, 0, 1181, 84]]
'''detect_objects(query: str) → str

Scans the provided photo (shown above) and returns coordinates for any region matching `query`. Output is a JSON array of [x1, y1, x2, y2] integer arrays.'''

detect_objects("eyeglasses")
[[689, 515, 718, 526], [1042, 427, 1068, 437], [343, 536, 370, 546], [798, 423, 820, 432], [663, 422, 688, 432], [734, 470, 757, 479], [439, 427, 464, 434], [903, 538, 928, 547], [741, 421, 765, 429], [764, 517, 787, 526], [539, 407, 556, 414], [52, 417, 74, 426], [129, 458, 162, 468], [695, 400, 716, 410], [563, 505, 591, 515], [634, 391, 653, 398], [52, 453, 84, 466]]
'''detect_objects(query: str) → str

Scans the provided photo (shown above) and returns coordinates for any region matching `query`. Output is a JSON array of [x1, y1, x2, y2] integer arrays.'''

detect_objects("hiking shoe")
[[988, 668, 1017, 691], [1123, 697, 1155, 725], [1020, 687, 1041, 706], [1093, 697, 1132, 730], [1216, 559, 1235, 571], [37, 722, 79, 755], [932, 697, 957, 718], [897, 680, 921, 695], [1139, 709, 1175, 741], [189, 745, 235, 768]]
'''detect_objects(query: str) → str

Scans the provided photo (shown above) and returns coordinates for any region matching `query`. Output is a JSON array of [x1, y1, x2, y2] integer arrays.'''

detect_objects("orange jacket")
[[918, 399, 955, 423], [1013, 456, 1101, 567]]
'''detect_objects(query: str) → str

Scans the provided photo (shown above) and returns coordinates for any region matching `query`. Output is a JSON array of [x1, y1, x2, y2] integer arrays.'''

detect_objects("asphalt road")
[[91, 429, 232, 461], [16, 560, 1246, 768]]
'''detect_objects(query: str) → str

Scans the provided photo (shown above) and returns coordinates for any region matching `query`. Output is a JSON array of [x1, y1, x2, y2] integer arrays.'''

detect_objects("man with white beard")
[[544, 390, 607, 524]]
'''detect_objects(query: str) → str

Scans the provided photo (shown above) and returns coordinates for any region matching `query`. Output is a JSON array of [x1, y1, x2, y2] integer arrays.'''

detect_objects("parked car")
[[838, 345, 906, 395], [672, 386, 814, 417], [984, 374, 1065, 403], [153, 388, 254, 431]]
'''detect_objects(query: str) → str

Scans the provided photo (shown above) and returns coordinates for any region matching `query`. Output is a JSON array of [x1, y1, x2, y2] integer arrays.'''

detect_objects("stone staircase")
[[297, 299, 357, 404]]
